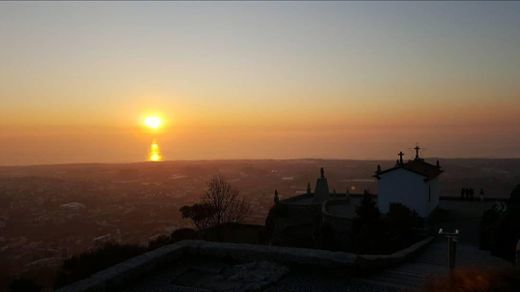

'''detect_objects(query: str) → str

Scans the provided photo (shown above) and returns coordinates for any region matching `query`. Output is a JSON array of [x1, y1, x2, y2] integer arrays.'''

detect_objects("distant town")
[[1, 157, 519, 289]]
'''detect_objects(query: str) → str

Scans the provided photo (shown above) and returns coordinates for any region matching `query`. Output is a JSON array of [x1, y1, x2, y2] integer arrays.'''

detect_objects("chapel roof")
[[374, 146, 443, 180]]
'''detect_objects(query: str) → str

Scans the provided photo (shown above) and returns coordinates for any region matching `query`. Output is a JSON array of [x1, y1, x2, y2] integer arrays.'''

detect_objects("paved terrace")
[[58, 199, 513, 291], [358, 238, 512, 290], [57, 234, 513, 292]]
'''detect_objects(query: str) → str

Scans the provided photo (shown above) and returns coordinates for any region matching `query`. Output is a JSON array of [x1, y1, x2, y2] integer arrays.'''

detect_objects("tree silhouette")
[[180, 203, 217, 230], [351, 193, 384, 253], [180, 175, 250, 229]]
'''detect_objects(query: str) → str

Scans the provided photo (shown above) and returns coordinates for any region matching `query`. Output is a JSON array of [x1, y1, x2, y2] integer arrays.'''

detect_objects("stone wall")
[[58, 237, 434, 292], [321, 199, 355, 233]]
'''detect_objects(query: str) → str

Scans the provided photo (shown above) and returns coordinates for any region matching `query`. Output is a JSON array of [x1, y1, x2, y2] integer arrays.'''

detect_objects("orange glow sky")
[[1, 2, 520, 165]]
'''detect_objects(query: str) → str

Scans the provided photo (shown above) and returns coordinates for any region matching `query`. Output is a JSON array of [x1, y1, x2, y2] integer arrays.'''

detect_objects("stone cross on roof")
[[398, 151, 404, 164], [414, 145, 422, 160]]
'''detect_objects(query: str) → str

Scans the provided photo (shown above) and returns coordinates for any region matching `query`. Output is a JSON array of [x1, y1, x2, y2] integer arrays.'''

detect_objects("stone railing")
[[321, 199, 355, 233], [279, 193, 313, 204], [58, 237, 435, 292], [321, 199, 355, 219], [356, 236, 435, 270]]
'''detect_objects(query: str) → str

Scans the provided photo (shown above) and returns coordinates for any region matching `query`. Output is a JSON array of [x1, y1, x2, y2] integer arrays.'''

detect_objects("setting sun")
[[144, 116, 162, 129]]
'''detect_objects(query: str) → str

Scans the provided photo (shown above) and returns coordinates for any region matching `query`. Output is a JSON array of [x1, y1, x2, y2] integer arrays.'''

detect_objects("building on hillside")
[[267, 168, 373, 247], [313, 168, 331, 203], [374, 146, 442, 217]]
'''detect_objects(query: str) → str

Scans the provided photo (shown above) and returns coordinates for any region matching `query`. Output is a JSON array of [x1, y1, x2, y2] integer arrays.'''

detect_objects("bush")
[[54, 242, 146, 288], [479, 185, 520, 262], [9, 278, 41, 292], [384, 203, 423, 251], [170, 228, 199, 242], [351, 194, 385, 253], [147, 228, 199, 250], [201, 222, 266, 244], [54, 228, 199, 289], [479, 206, 501, 250], [351, 200, 423, 254], [180, 203, 217, 230], [316, 222, 340, 251], [490, 206, 520, 262]]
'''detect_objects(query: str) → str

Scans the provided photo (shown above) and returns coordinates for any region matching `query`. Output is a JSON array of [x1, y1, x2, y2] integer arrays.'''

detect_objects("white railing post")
[[439, 228, 459, 270]]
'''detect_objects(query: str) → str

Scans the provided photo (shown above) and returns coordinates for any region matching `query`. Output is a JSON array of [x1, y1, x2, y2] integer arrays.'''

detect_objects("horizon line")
[[2, 156, 520, 168]]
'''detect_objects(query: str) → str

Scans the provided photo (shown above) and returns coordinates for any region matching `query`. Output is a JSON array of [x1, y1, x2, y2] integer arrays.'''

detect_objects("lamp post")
[[438, 228, 459, 270]]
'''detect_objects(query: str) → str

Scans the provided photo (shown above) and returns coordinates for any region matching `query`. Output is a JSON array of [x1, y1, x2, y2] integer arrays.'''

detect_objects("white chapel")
[[374, 146, 443, 217]]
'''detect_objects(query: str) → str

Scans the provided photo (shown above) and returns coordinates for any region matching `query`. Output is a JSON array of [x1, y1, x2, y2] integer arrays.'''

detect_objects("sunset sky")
[[1, 1, 520, 165]]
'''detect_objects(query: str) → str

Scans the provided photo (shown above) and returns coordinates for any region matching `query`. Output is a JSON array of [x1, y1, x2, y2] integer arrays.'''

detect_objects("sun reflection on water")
[[149, 141, 162, 162]]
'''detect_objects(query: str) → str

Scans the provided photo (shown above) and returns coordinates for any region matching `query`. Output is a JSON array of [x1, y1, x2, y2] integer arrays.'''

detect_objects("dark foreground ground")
[[99, 200, 514, 292], [121, 239, 511, 292]]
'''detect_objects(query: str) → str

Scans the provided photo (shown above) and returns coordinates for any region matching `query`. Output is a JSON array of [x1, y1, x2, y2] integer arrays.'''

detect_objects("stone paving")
[[124, 237, 512, 291], [127, 258, 397, 292], [357, 238, 512, 290], [126, 257, 291, 292], [61, 228, 513, 292]]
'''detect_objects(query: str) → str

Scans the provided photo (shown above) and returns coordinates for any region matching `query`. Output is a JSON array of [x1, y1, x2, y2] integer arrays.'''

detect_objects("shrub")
[[148, 228, 199, 250], [9, 278, 41, 292], [384, 203, 423, 251], [490, 206, 520, 262], [54, 242, 146, 288], [351, 194, 385, 253], [479, 205, 501, 250]]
